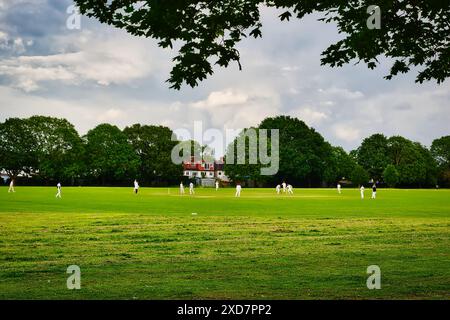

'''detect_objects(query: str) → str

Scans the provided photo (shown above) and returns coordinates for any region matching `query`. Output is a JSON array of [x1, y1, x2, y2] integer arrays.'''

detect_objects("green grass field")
[[0, 186, 449, 300]]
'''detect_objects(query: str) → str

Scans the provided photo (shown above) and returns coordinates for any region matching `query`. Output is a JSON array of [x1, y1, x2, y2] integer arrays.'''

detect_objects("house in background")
[[213, 158, 228, 183], [183, 157, 229, 186]]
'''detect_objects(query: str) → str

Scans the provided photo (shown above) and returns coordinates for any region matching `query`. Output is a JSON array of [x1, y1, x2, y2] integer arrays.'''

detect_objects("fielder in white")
[[215, 181, 219, 191], [282, 182, 287, 193], [133, 180, 139, 194], [235, 184, 241, 197], [360, 185, 365, 199], [180, 182, 185, 194], [287, 184, 294, 195], [8, 179, 15, 193], [189, 182, 195, 195], [337, 183, 341, 194], [56, 182, 62, 198], [276, 184, 281, 194]]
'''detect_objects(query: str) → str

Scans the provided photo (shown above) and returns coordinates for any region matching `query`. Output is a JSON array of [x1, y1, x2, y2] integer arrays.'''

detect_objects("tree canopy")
[[353, 133, 438, 187], [431, 135, 450, 186], [85, 124, 140, 185], [350, 164, 370, 186], [323, 146, 357, 184], [354, 133, 390, 180], [0, 118, 37, 179], [0, 116, 445, 188], [74, 0, 450, 89], [123, 124, 182, 184], [431, 136, 450, 168], [28, 116, 85, 183], [225, 116, 335, 187], [383, 164, 399, 187]]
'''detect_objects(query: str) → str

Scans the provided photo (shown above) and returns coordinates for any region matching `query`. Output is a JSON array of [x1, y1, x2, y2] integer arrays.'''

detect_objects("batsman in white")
[[287, 184, 294, 195], [282, 181, 287, 193], [133, 179, 139, 194], [360, 185, 365, 199], [56, 182, 62, 198], [337, 183, 341, 194], [8, 179, 15, 193], [189, 182, 195, 195], [276, 184, 281, 194], [371, 184, 377, 199], [235, 184, 242, 197], [215, 180, 219, 191], [180, 182, 185, 195]]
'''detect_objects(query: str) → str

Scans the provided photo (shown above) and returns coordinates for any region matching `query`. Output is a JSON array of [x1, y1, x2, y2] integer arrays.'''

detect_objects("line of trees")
[[224, 116, 450, 188], [1, 115, 449, 187], [0, 116, 181, 186]]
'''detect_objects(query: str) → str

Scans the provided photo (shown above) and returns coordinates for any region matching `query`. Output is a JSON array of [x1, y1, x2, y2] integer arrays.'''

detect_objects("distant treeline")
[[225, 116, 449, 188], [1, 115, 449, 188]]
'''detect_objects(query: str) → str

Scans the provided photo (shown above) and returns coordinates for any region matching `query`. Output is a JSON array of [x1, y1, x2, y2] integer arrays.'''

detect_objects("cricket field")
[[0, 187, 449, 299]]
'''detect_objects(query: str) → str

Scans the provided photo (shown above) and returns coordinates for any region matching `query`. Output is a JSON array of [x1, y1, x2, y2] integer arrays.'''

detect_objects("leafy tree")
[[123, 124, 182, 184], [415, 142, 438, 187], [323, 146, 356, 185], [350, 164, 369, 186], [261, 116, 334, 186], [27, 116, 85, 183], [387, 136, 437, 187], [75, 0, 450, 89], [224, 127, 264, 184], [431, 136, 450, 186], [225, 116, 333, 186], [355, 134, 389, 180], [383, 164, 399, 187], [431, 136, 450, 167], [85, 124, 140, 185], [0, 118, 37, 180], [175, 140, 214, 163]]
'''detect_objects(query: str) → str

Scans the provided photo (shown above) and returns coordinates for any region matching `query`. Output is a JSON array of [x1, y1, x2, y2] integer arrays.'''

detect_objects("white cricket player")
[[8, 179, 15, 193], [235, 184, 241, 197], [360, 185, 365, 199], [276, 184, 281, 194], [287, 184, 294, 195], [56, 182, 62, 198], [282, 181, 287, 193], [371, 184, 377, 199], [215, 181, 219, 191], [133, 180, 139, 194], [189, 182, 195, 195], [180, 182, 185, 194], [337, 183, 341, 194]]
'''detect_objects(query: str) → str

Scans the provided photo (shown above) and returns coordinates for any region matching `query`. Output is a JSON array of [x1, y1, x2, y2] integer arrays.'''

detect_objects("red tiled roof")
[[183, 162, 214, 171]]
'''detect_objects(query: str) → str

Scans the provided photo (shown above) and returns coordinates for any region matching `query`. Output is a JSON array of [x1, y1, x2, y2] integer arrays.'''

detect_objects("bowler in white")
[[235, 184, 241, 197]]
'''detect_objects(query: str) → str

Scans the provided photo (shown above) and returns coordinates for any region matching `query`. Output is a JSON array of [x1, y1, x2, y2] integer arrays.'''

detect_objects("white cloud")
[[97, 108, 126, 122], [0, 31, 30, 54], [318, 87, 364, 100], [291, 107, 328, 126], [192, 89, 248, 109], [0, 0, 35, 10], [0, 31, 155, 91], [321, 100, 335, 106], [333, 125, 361, 142], [190, 87, 281, 129], [281, 66, 300, 72]]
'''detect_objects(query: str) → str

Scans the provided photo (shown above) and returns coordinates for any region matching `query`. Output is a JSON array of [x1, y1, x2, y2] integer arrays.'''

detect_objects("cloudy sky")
[[1, 0, 449, 155]]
